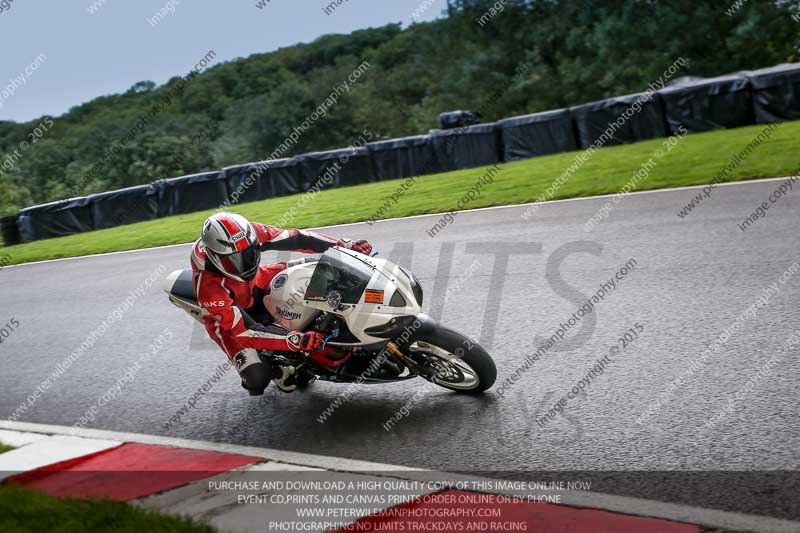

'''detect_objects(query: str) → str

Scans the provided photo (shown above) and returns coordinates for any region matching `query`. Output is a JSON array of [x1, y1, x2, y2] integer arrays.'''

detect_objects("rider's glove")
[[286, 331, 325, 352], [339, 238, 372, 256]]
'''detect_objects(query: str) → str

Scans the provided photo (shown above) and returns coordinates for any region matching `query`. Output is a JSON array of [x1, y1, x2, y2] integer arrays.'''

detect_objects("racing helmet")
[[201, 212, 261, 282]]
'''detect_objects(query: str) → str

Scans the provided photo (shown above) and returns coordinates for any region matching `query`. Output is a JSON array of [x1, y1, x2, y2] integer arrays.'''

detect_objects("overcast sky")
[[0, 0, 447, 123]]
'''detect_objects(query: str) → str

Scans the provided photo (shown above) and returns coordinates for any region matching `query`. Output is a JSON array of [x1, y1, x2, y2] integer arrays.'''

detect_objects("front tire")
[[406, 326, 496, 394], [294, 370, 315, 389]]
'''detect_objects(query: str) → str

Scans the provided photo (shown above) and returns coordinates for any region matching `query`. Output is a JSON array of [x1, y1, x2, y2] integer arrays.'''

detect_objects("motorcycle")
[[164, 246, 496, 393]]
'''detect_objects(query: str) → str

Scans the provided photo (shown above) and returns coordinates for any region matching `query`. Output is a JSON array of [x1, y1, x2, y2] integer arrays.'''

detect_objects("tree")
[[1, 1, 798, 211], [128, 81, 157, 94]]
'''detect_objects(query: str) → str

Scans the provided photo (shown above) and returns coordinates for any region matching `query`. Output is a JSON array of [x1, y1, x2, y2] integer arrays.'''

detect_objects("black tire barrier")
[[748, 63, 800, 124], [497, 109, 577, 161], [7, 61, 798, 244], [571, 91, 668, 149], [17, 196, 94, 243], [659, 73, 753, 134], [297, 147, 376, 188], [366, 135, 443, 181], [89, 182, 161, 230], [430, 123, 502, 171], [157, 171, 229, 217], [0, 215, 21, 246], [438, 110, 481, 130]]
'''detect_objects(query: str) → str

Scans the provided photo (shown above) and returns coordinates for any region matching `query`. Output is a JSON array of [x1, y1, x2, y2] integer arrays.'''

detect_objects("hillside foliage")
[[0, 0, 798, 214]]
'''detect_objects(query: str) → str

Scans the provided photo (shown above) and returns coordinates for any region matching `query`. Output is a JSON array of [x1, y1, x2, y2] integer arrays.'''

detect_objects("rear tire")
[[406, 326, 496, 394]]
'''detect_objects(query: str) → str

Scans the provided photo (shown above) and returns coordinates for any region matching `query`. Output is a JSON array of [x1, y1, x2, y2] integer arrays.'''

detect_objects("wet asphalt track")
[[1, 178, 799, 520]]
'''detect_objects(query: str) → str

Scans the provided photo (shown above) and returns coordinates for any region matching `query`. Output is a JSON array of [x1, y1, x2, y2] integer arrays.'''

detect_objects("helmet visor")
[[219, 245, 261, 280]]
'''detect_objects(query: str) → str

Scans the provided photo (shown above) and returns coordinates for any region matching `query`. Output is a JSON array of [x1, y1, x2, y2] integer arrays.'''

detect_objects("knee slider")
[[241, 363, 270, 395], [234, 349, 271, 395]]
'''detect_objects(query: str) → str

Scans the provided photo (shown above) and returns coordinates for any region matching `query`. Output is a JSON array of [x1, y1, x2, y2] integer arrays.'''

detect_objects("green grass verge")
[[3, 120, 799, 266], [0, 485, 215, 533]]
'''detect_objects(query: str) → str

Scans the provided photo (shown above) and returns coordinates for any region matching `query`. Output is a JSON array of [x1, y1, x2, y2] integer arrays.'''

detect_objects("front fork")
[[384, 313, 440, 379]]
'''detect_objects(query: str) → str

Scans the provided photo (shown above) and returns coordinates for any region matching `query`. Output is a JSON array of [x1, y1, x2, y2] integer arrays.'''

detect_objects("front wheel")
[[405, 326, 496, 394]]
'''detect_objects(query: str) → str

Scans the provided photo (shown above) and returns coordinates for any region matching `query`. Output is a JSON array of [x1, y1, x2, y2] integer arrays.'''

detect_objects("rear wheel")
[[405, 326, 496, 394]]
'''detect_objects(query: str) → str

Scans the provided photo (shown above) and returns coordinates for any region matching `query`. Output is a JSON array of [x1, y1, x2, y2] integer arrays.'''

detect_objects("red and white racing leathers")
[[190, 223, 343, 360]]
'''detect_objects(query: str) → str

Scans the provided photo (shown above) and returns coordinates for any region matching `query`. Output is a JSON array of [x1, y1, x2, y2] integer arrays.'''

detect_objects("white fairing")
[[166, 248, 423, 346], [283, 248, 423, 346], [163, 269, 204, 324], [264, 262, 320, 331], [163, 269, 182, 294]]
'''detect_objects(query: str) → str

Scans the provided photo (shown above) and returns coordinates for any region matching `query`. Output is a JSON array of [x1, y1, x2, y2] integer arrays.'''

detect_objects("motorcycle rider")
[[191, 212, 372, 395]]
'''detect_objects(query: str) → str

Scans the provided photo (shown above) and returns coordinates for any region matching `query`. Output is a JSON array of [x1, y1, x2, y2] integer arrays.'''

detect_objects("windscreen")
[[304, 248, 375, 304]]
